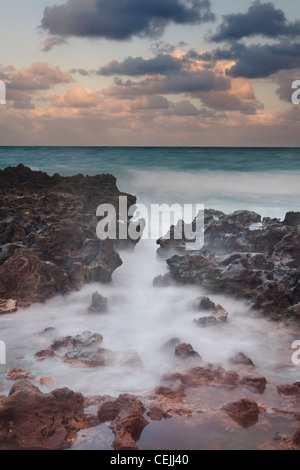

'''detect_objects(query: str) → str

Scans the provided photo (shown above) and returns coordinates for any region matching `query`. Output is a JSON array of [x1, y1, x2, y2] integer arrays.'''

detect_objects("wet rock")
[[0, 164, 139, 307], [0, 299, 17, 314], [6, 368, 36, 381], [160, 337, 181, 353], [153, 273, 172, 287], [223, 399, 260, 427], [155, 385, 186, 401], [157, 208, 300, 320], [175, 343, 201, 359], [293, 428, 300, 447], [162, 364, 240, 389], [147, 405, 171, 421], [0, 379, 89, 449], [36, 332, 112, 368], [277, 382, 300, 396], [195, 304, 228, 328], [240, 375, 267, 394], [88, 292, 108, 313], [98, 394, 149, 450], [229, 353, 255, 367], [198, 296, 216, 311]]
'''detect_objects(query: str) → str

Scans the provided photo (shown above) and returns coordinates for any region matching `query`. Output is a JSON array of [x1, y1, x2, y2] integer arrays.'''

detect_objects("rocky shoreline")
[[0, 165, 300, 450]]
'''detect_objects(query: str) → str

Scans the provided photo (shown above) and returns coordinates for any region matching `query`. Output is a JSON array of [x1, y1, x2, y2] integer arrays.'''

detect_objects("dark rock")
[[229, 353, 255, 367], [88, 292, 108, 313], [156, 208, 300, 320], [277, 382, 300, 396], [198, 296, 216, 311], [175, 343, 201, 359], [98, 394, 149, 450], [153, 273, 172, 287], [35, 331, 112, 368], [240, 375, 267, 394], [147, 405, 171, 421], [0, 165, 139, 307], [0, 379, 89, 449], [223, 398, 260, 427], [293, 428, 300, 447], [155, 385, 186, 400], [195, 304, 228, 328]]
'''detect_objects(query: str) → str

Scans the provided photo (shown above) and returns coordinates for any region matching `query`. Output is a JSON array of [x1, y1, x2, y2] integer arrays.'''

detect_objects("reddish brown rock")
[[277, 382, 300, 396], [98, 394, 149, 450], [36, 332, 112, 368], [163, 364, 240, 389], [293, 428, 300, 447], [147, 405, 171, 421], [240, 375, 267, 394], [229, 352, 255, 367], [175, 343, 201, 359], [0, 379, 90, 449], [155, 385, 186, 401], [223, 399, 260, 427], [6, 368, 36, 381], [39, 376, 56, 386]]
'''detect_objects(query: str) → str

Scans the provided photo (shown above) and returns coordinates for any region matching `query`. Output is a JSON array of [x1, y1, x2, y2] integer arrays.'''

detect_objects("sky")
[[0, 0, 299, 146]]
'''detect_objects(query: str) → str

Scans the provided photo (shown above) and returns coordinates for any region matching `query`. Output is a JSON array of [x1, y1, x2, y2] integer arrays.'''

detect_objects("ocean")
[[0, 147, 300, 449]]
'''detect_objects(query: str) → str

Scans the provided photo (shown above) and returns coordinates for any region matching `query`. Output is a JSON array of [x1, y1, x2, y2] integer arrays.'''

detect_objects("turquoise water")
[[0, 146, 299, 219], [0, 146, 299, 175]]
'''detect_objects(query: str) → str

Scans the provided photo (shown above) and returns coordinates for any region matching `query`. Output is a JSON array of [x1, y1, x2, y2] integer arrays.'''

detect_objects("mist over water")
[[0, 147, 300, 398]]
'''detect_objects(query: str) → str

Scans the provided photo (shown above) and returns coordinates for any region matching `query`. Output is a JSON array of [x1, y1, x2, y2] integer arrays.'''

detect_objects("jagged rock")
[[155, 385, 186, 401], [223, 399, 260, 427], [0, 299, 17, 314], [88, 292, 108, 313], [194, 304, 228, 328], [175, 343, 201, 359], [0, 164, 140, 307], [35, 331, 112, 368], [6, 368, 36, 381], [0, 379, 89, 449], [198, 296, 216, 311], [98, 394, 149, 450], [162, 364, 240, 389], [229, 353, 255, 367], [147, 405, 171, 421], [156, 209, 300, 320], [240, 375, 267, 394], [277, 382, 300, 396]]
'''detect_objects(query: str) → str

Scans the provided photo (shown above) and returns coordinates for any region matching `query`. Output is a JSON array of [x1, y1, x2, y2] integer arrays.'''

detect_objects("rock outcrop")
[[156, 209, 300, 320], [0, 380, 90, 449], [0, 164, 140, 309]]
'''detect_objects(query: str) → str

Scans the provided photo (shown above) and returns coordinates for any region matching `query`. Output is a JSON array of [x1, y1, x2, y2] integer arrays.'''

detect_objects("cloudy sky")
[[0, 0, 299, 146]]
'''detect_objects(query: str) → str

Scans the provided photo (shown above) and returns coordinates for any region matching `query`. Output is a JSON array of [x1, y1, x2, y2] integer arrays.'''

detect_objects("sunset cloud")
[[41, 0, 215, 40]]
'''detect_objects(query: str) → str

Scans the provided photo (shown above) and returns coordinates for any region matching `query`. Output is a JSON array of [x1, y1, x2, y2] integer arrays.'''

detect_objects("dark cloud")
[[211, 1, 300, 42], [173, 100, 200, 116], [104, 69, 230, 98], [221, 42, 300, 78], [98, 54, 183, 76], [70, 68, 91, 77], [41, 0, 215, 40], [41, 37, 68, 52]]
